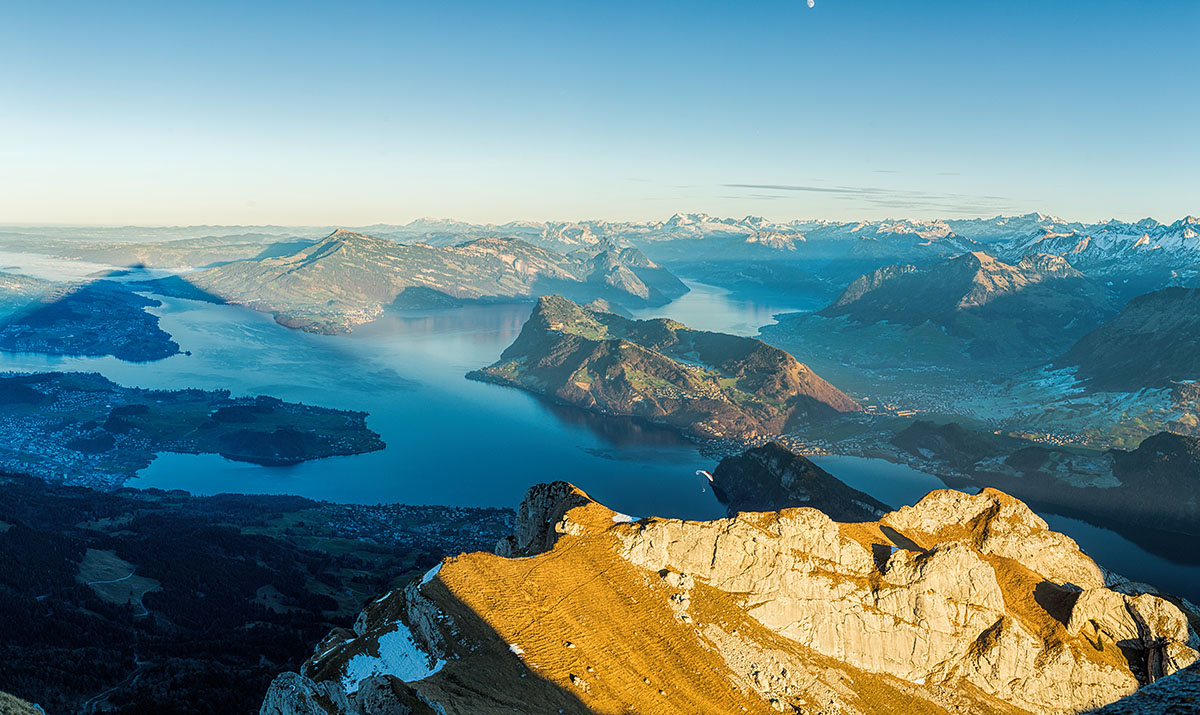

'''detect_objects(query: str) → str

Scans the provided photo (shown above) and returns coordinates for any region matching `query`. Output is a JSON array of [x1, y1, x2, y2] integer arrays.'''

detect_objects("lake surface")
[[0, 283, 726, 520], [0, 275, 1196, 599]]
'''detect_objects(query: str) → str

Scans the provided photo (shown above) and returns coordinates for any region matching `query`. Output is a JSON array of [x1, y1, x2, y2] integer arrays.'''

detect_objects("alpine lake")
[[0, 265, 1195, 601]]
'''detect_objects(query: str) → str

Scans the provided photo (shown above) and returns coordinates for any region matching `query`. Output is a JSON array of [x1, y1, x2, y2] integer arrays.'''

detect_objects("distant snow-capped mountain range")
[[6, 213, 1196, 285], [995, 216, 1200, 268], [368, 212, 1192, 248], [358, 213, 1199, 276]]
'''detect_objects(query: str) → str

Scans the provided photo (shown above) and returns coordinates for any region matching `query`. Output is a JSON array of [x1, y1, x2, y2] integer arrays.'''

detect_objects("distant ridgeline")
[[469, 295, 858, 441], [165, 229, 688, 334], [0, 371, 383, 489], [2, 214, 1198, 306]]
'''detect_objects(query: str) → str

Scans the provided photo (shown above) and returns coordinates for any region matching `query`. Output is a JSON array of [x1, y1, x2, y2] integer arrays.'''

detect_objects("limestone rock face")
[[493, 481, 593, 557], [1068, 588, 1199, 680], [261, 483, 1199, 715], [883, 488, 1106, 589]]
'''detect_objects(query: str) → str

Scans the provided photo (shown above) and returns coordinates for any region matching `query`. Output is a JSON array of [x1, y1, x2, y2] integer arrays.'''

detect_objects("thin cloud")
[[725, 184, 858, 194], [721, 182, 1016, 215]]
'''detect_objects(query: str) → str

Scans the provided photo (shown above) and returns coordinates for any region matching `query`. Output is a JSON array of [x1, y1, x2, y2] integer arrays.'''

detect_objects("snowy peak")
[[995, 216, 1200, 275]]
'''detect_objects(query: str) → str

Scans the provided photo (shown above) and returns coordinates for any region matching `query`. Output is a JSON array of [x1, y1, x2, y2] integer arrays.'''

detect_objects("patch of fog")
[[341, 621, 445, 694], [0, 251, 119, 283], [611, 512, 637, 523]]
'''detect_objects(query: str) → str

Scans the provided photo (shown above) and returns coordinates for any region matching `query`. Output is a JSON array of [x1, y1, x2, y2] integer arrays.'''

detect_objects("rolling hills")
[[0, 280, 180, 362]]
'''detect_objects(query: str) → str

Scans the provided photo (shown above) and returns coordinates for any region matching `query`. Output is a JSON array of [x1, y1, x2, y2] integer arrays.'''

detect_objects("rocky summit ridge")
[[260, 482, 1198, 715]]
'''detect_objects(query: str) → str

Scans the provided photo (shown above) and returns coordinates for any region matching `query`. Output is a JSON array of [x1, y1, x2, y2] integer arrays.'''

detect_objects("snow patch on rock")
[[341, 620, 445, 694], [420, 562, 442, 586]]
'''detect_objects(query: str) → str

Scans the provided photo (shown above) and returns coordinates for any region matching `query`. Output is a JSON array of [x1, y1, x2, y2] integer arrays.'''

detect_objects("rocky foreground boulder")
[[261, 483, 1199, 715]]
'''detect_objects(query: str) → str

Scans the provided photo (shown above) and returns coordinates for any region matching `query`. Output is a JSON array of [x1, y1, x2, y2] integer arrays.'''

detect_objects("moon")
[[807, 0, 815, 6]]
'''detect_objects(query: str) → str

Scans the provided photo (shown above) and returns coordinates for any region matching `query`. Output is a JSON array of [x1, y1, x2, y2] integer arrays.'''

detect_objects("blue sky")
[[1, 0, 1196, 225]]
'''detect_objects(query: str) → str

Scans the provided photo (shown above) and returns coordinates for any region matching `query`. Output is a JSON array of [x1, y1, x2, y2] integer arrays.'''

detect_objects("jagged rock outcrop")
[[710, 441, 890, 519], [261, 483, 1198, 715], [493, 480, 594, 557]]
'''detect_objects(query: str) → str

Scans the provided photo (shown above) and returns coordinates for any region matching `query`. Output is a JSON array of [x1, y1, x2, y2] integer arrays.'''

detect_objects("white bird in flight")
[[807, 0, 815, 7]]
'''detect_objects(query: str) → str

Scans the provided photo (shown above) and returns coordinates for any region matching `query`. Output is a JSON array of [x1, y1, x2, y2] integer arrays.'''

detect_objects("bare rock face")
[[883, 488, 1108, 589], [493, 480, 594, 557], [261, 483, 1198, 715], [1067, 588, 1198, 681]]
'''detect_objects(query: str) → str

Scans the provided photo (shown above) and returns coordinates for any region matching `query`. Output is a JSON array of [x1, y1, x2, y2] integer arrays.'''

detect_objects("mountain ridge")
[[1056, 286, 1200, 391], [260, 480, 1200, 715], [804, 250, 1116, 360], [178, 230, 687, 333], [710, 442, 891, 520]]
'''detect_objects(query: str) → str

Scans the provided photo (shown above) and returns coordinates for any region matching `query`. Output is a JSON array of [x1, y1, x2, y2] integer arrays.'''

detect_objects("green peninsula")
[[0, 372, 384, 487], [0, 280, 180, 362]]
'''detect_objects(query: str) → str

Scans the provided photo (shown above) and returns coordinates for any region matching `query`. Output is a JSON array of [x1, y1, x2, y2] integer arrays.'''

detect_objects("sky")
[[1, 0, 1196, 226]]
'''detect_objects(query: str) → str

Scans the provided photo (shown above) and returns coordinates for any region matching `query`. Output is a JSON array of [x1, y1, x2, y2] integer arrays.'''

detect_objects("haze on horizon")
[[2, 0, 1196, 226]]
